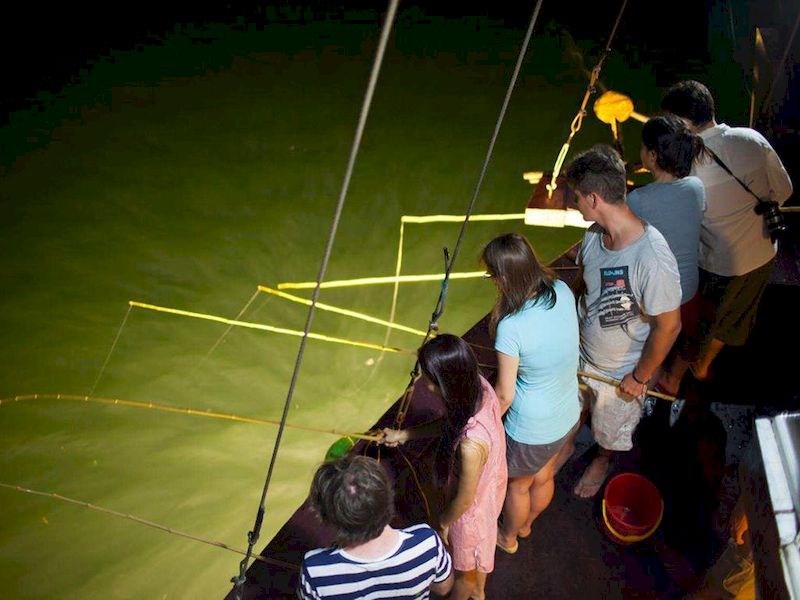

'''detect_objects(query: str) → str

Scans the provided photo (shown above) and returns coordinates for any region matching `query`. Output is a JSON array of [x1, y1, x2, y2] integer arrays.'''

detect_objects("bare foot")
[[553, 442, 575, 474], [573, 456, 610, 498], [517, 526, 531, 539]]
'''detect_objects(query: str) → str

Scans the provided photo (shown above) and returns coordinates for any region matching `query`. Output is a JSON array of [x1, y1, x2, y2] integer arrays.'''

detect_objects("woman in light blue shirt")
[[483, 233, 580, 553]]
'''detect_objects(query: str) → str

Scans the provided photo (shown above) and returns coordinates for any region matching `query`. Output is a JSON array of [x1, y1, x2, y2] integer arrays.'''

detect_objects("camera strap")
[[705, 148, 770, 209]]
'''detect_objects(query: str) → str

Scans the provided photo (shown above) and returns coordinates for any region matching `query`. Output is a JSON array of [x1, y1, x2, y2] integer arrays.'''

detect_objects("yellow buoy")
[[593, 90, 635, 124]]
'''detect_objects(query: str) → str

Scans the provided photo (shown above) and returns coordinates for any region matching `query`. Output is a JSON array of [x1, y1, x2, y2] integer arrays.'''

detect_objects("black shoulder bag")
[[706, 148, 788, 242]]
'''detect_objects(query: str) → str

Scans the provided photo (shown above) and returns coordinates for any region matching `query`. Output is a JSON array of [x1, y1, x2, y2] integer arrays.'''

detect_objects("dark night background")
[[2, 1, 716, 122]]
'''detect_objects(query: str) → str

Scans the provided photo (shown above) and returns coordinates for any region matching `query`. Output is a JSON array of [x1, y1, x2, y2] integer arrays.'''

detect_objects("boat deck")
[[226, 231, 800, 600]]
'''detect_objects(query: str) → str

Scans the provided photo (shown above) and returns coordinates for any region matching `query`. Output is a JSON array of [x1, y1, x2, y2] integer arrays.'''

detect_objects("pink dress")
[[448, 376, 508, 573]]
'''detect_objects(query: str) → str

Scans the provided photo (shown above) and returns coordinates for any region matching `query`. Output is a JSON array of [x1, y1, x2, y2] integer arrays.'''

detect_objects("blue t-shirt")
[[627, 176, 706, 303], [495, 279, 580, 445]]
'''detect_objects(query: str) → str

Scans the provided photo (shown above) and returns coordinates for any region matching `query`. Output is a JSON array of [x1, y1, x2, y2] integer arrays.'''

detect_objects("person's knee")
[[507, 476, 535, 494], [455, 569, 478, 587], [533, 456, 559, 484], [533, 467, 556, 486]]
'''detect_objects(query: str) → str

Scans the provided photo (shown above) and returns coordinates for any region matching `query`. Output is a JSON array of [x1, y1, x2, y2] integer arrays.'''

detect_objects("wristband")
[[631, 370, 648, 385]]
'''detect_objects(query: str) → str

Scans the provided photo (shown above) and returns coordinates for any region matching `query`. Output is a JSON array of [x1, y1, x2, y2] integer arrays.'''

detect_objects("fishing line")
[[88, 305, 132, 396], [193, 289, 262, 373], [0, 482, 299, 571]]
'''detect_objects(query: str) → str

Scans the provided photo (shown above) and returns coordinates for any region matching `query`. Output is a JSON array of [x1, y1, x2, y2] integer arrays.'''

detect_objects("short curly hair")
[[564, 144, 627, 205], [661, 80, 715, 126], [309, 455, 394, 548]]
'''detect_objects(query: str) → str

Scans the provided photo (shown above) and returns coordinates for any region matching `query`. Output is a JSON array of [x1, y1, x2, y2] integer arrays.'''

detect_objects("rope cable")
[[394, 0, 545, 427], [232, 1, 400, 595], [546, 0, 629, 198]]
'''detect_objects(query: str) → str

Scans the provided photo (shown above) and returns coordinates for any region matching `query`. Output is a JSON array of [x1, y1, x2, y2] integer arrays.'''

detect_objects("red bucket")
[[601, 472, 663, 544]]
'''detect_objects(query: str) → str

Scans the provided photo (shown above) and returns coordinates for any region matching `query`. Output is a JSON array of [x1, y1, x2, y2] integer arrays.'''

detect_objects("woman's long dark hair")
[[418, 334, 482, 484], [641, 114, 704, 179], [482, 233, 556, 336]]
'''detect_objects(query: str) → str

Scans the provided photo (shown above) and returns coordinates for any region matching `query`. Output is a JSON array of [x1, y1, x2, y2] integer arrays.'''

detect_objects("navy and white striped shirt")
[[298, 524, 452, 599]]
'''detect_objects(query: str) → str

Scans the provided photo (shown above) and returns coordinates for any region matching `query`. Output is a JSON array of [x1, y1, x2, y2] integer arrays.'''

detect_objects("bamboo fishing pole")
[[577, 371, 679, 402], [0, 482, 299, 571], [0, 394, 382, 442]]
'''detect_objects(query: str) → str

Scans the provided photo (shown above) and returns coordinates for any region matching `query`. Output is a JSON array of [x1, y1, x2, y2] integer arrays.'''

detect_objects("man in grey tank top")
[[561, 145, 682, 498]]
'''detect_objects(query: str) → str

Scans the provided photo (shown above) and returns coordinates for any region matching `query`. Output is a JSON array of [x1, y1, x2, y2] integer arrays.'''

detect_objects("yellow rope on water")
[[276, 271, 488, 290], [0, 482, 299, 571], [277, 213, 525, 292], [256, 286, 427, 337], [382, 212, 525, 349], [400, 213, 525, 224], [128, 301, 413, 355], [0, 394, 382, 442]]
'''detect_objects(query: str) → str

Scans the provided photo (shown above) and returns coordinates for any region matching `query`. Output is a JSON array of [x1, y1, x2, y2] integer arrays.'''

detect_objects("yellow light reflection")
[[524, 208, 591, 229], [522, 171, 544, 185]]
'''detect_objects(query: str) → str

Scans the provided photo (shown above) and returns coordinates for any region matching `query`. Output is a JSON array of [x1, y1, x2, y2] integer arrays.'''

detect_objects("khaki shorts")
[[579, 361, 643, 452], [699, 260, 772, 347]]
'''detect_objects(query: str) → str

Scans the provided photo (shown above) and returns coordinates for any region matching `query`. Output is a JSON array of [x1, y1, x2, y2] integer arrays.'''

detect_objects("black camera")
[[754, 200, 789, 242]]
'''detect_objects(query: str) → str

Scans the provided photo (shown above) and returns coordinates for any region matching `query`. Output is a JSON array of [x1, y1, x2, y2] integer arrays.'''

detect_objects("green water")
[[0, 16, 674, 599]]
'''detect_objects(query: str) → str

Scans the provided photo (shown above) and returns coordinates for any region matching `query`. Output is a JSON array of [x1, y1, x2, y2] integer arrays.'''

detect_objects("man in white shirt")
[[660, 80, 793, 385]]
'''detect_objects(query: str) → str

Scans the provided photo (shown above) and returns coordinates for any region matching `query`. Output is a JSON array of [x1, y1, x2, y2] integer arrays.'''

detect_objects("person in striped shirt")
[[298, 455, 453, 599]]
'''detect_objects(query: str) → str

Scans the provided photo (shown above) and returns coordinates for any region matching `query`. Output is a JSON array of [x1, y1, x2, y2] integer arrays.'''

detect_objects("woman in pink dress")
[[382, 334, 507, 600]]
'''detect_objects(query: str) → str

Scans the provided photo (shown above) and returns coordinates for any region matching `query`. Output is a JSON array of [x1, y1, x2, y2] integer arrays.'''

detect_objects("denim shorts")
[[505, 420, 579, 478]]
